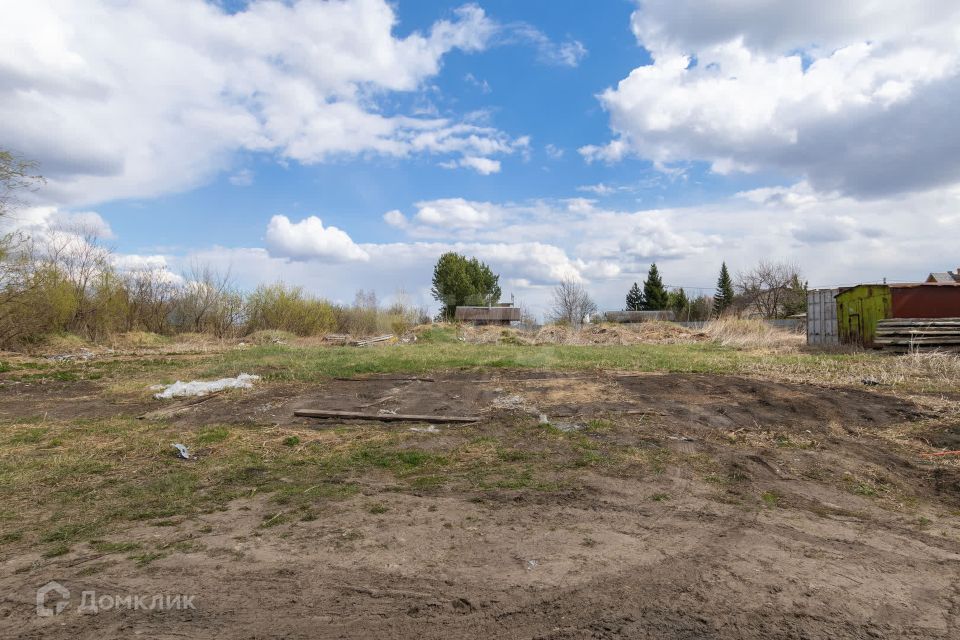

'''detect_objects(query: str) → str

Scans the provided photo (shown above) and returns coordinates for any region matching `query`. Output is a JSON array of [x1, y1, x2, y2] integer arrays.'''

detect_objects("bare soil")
[[3, 370, 960, 639]]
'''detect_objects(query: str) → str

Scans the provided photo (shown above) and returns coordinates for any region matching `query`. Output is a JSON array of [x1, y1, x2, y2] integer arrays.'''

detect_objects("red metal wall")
[[891, 286, 960, 318]]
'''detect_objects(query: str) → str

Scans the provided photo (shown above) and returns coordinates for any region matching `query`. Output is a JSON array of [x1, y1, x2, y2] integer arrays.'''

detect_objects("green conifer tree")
[[713, 262, 735, 317], [625, 282, 644, 311], [668, 287, 689, 320], [642, 263, 669, 310]]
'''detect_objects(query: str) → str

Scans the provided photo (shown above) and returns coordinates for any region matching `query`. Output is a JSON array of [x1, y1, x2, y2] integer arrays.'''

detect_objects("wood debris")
[[295, 409, 479, 424]]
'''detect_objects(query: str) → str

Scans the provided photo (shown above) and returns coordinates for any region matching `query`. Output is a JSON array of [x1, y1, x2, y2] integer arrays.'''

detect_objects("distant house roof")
[[454, 306, 521, 322], [926, 267, 960, 283]]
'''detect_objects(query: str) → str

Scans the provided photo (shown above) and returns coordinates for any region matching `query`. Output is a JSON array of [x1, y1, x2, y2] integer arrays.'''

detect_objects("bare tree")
[[173, 263, 243, 337], [37, 223, 115, 337], [549, 279, 597, 329], [124, 267, 178, 333], [1, 149, 45, 219], [735, 260, 807, 319]]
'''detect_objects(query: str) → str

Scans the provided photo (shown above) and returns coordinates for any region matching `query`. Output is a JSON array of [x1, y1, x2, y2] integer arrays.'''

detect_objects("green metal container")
[[835, 285, 892, 346]]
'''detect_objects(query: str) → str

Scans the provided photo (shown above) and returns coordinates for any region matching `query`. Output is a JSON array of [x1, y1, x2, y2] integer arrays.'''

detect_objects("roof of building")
[[838, 282, 960, 295], [927, 269, 960, 283], [454, 306, 521, 321], [889, 282, 960, 289]]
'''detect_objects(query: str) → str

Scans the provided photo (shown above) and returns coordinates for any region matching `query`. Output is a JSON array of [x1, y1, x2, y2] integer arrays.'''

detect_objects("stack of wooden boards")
[[874, 318, 960, 351]]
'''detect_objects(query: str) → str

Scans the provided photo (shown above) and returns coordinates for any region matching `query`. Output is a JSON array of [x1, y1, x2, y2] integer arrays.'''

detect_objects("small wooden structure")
[[836, 283, 960, 346], [454, 304, 520, 326]]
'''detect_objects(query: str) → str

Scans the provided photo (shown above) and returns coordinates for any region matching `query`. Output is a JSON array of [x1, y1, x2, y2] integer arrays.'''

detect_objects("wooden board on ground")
[[295, 409, 480, 424]]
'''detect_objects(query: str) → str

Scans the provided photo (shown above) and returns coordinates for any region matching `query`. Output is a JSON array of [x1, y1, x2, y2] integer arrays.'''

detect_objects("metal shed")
[[806, 288, 839, 345], [454, 305, 521, 325], [836, 283, 960, 346]]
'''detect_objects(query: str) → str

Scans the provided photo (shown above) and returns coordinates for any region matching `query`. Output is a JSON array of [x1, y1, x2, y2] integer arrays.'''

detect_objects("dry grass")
[[107, 331, 171, 349], [702, 318, 804, 351], [458, 321, 705, 346]]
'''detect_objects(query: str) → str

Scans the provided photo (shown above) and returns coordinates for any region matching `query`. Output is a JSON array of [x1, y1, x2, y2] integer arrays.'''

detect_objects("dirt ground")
[[2, 368, 960, 639]]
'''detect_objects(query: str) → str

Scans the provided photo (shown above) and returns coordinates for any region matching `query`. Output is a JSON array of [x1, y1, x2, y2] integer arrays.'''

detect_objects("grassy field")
[[5, 329, 953, 390], [1, 327, 957, 562], [4, 327, 960, 638]]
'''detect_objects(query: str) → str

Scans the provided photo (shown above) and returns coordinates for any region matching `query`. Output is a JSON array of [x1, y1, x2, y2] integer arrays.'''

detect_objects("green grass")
[[90, 540, 141, 554], [761, 490, 780, 507], [195, 426, 231, 445], [0, 337, 945, 554], [177, 342, 745, 385], [42, 543, 71, 558]]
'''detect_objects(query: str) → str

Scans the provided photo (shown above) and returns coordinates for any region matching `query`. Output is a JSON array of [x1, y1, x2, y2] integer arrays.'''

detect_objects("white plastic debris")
[[492, 394, 527, 410], [409, 425, 440, 433], [172, 443, 191, 459], [154, 373, 260, 399]]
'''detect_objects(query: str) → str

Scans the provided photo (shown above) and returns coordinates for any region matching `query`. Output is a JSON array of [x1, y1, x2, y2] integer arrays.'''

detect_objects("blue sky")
[[3, 0, 960, 315]]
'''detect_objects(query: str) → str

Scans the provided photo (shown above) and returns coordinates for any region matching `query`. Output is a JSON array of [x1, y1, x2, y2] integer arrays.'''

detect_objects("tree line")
[[2, 149, 809, 349], [623, 260, 806, 321]]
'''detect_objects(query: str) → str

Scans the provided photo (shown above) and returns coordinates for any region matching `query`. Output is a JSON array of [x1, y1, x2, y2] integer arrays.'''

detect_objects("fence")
[[676, 319, 804, 331]]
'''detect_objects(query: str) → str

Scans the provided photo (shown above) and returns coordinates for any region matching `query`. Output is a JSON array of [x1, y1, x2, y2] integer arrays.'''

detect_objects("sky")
[[2, 0, 960, 317]]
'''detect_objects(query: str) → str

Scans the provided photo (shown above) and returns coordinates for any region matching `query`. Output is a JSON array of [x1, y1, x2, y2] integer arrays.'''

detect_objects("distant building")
[[454, 304, 521, 326], [926, 268, 960, 283]]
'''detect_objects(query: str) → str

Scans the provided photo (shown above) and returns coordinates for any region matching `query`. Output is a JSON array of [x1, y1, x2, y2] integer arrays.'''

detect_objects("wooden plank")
[[876, 329, 960, 335], [879, 320, 960, 323], [874, 337, 960, 345], [295, 409, 479, 423], [333, 376, 435, 382], [353, 334, 395, 346], [137, 393, 220, 420]]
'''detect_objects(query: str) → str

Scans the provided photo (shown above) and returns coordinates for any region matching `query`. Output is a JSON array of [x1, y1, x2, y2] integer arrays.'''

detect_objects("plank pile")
[[874, 318, 960, 351], [352, 334, 395, 347]]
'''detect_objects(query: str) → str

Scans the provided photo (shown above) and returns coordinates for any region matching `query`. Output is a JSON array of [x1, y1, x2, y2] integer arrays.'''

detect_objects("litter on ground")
[[409, 425, 440, 433], [154, 373, 260, 399], [172, 443, 191, 459]]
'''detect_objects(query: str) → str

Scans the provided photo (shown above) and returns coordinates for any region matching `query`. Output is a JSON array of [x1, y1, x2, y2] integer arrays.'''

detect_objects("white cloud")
[[507, 24, 588, 67], [111, 254, 184, 284], [383, 209, 409, 228], [265, 215, 370, 262], [464, 73, 492, 94], [2, 206, 114, 240], [0, 0, 526, 206], [413, 198, 501, 230], [453, 156, 502, 175], [577, 183, 615, 196], [585, 0, 960, 196], [229, 169, 254, 187], [544, 144, 564, 160]]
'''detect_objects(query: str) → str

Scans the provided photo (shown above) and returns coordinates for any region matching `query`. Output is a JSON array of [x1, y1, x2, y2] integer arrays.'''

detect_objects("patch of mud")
[[4, 475, 959, 639], [1, 370, 958, 638], [0, 380, 151, 422]]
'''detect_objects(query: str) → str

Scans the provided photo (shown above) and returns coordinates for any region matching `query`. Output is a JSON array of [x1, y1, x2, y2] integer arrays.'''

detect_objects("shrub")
[[245, 283, 336, 336]]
